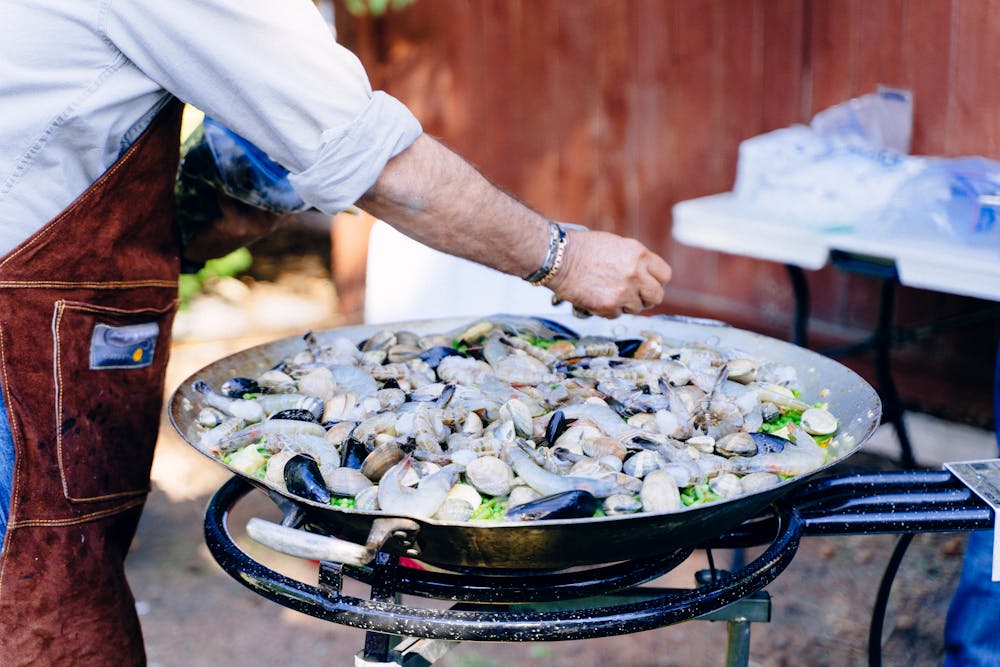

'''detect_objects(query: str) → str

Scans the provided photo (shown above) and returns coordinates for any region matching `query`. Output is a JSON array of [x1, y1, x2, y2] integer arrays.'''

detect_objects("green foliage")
[[178, 247, 255, 309], [343, 0, 415, 17]]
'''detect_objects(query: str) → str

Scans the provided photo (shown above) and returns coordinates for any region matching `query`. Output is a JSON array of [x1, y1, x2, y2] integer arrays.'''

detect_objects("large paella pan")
[[169, 314, 881, 569]]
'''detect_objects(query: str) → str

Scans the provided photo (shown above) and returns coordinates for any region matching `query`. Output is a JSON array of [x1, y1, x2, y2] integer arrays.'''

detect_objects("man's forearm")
[[357, 134, 550, 280], [358, 132, 673, 319]]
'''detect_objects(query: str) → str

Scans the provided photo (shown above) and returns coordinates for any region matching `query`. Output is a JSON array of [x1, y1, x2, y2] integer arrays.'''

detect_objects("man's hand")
[[547, 229, 672, 318]]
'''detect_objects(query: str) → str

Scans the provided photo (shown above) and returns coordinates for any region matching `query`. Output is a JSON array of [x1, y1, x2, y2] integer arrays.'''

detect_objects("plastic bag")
[[177, 117, 307, 214], [810, 86, 913, 154], [174, 118, 308, 249], [881, 156, 1000, 244], [733, 87, 924, 231]]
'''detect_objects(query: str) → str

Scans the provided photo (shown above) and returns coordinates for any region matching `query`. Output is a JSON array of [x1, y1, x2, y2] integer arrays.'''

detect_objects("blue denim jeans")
[[943, 341, 1000, 667], [0, 381, 14, 550]]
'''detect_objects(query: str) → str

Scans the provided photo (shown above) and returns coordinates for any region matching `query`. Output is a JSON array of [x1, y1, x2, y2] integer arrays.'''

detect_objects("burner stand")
[[206, 477, 804, 667]]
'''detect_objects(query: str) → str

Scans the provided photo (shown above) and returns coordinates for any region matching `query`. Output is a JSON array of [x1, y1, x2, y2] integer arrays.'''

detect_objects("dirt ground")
[[127, 230, 975, 667]]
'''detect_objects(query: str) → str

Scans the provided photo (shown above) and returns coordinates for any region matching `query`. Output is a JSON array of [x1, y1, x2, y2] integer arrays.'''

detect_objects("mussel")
[[614, 338, 643, 357], [220, 376, 261, 398], [269, 408, 319, 423], [283, 454, 331, 504], [418, 346, 465, 369], [504, 489, 598, 521], [543, 409, 569, 446], [341, 437, 369, 470]]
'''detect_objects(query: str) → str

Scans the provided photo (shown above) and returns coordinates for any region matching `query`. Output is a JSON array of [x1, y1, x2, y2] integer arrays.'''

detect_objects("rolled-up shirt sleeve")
[[288, 91, 421, 213], [104, 0, 422, 214]]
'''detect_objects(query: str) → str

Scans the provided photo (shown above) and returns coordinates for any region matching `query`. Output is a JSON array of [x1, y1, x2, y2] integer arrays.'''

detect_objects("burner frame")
[[204, 469, 994, 667]]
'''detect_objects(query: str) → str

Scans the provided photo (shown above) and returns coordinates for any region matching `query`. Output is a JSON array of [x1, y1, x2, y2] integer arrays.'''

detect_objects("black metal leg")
[[363, 552, 402, 662], [874, 278, 916, 468], [785, 265, 810, 348]]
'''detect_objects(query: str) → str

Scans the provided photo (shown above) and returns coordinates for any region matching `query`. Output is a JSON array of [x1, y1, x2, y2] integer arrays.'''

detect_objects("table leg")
[[784, 260, 916, 468], [874, 278, 916, 468], [785, 265, 810, 348]]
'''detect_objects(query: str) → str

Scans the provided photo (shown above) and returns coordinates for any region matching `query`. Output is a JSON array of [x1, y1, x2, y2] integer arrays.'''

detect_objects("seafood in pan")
[[189, 315, 841, 523]]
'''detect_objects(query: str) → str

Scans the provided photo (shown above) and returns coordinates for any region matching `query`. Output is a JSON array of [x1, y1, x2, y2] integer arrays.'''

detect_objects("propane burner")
[[205, 468, 994, 667]]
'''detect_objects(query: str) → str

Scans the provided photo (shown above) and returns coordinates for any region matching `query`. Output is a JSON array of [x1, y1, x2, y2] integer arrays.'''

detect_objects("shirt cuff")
[[287, 91, 422, 214]]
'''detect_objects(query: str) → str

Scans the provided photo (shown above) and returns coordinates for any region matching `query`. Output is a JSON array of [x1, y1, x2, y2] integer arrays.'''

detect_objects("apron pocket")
[[53, 299, 176, 503]]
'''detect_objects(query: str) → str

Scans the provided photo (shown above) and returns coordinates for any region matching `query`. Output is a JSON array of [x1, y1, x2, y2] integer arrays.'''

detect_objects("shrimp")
[[211, 418, 328, 456], [193, 381, 264, 422], [559, 402, 669, 446], [730, 425, 826, 477], [691, 367, 743, 440], [377, 456, 462, 518], [256, 394, 325, 420], [506, 444, 625, 498]]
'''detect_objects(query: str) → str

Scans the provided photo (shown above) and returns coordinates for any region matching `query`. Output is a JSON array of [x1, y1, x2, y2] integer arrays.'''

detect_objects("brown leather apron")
[[0, 98, 183, 666]]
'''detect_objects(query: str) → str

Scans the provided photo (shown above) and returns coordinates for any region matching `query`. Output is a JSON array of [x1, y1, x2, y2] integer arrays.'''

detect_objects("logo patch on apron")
[[89, 322, 159, 370]]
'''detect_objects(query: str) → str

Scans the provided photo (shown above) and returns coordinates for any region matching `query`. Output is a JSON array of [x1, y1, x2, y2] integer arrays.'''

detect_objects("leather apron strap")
[[0, 98, 183, 666]]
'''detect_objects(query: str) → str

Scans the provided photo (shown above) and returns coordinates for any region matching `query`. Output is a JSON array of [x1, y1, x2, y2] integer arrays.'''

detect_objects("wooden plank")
[[899, 0, 953, 155], [948, 0, 1000, 157]]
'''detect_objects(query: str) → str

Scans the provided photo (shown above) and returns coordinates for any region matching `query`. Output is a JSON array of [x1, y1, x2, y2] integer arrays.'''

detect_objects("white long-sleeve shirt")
[[0, 0, 422, 256]]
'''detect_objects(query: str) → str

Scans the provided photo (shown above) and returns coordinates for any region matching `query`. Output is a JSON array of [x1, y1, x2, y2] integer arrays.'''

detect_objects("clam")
[[196, 407, 227, 428], [354, 485, 380, 511], [507, 485, 542, 508], [460, 411, 484, 436], [263, 449, 297, 492], [446, 482, 483, 509], [568, 459, 612, 479], [581, 436, 627, 461], [715, 432, 757, 457], [434, 498, 475, 522], [597, 455, 623, 472], [622, 450, 665, 479], [465, 455, 515, 497], [661, 461, 700, 488], [603, 493, 643, 515], [725, 359, 757, 384], [323, 392, 359, 423], [640, 469, 681, 512], [801, 407, 838, 436], [360, 442, 405, 481], [709, 472, 744, 499], [325, 467, 373, 497], [361, 329, 396, 351], [297, 367, 336, 400], [376, 388, 407, 412], [626, 413, 658, 431], [553, 424, 598, 455], [387, 343, 423, 363], [633, 331, 664, 360], [255, 369, 296, 393], [740, 471, 781, 493], [686, 434, 716, 453], [499, 399, 533, 439]]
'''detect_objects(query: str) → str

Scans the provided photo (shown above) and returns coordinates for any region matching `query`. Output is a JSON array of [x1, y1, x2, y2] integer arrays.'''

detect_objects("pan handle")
[[246, 516, 421, 567]]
